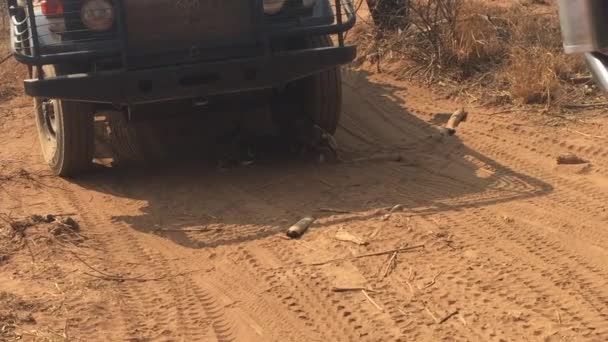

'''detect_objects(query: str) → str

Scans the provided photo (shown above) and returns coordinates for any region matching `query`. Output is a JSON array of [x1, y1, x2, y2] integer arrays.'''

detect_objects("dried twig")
[[423, 271, 443, 289], [369, 225, 384, 240], [566, 129, 607, 140], [309, 245, 425, 266], [406, 281, 415, 295], [563, 102, 608, 109], [63, 318, 70, 340], [346, 153, 409, 164], [320, 208, 352, 214], [0, 53, 12, 66], [405, 267, 416, 294], [424, 305, 440, 323], [70, 250, 198, 282], [24, 238, 36, 264], [438, 310, 460, 324], [381, 251, 398, 278], [485, 108, 533, 116], [352, 245, 425, 259], [332, 287, 379, 293], [408, 267, 415, 281], [458, 313, 467, 326], [335, 229, 368, 246], [362, 290, 384, 312], [83, 272, 167, 282], [382, 204, 403, 221], [555, 310, 562, 325], [84, 268, 203, 282], [569, 75, 592, 84], [155, 227, 223, 233], [317, 178, 335, 187], [68, 251, 118, 278]]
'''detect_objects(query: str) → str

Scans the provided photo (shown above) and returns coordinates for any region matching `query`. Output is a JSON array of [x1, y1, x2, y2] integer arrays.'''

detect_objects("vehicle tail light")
[[40, 0, 64, 17]]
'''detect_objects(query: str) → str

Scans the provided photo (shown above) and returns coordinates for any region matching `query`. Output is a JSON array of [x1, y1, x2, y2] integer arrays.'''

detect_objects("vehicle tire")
[[305, 35, 343, 134], [33, 65, 95, 177], [271, 35, 342, 134]]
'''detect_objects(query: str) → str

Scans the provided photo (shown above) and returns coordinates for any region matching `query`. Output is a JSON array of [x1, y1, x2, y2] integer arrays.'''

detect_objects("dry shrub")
[[363, 0, 507, 80], [356, 0, 589, 107], [0, 31, 26, 100], [500, 48, 585, 105], [501, 47, 560, 104], [404, 0, 465, 74], [448, 12, 504, 77]]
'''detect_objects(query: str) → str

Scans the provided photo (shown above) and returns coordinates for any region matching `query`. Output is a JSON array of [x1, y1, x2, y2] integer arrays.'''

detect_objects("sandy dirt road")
[[1, 66, 608, 341]]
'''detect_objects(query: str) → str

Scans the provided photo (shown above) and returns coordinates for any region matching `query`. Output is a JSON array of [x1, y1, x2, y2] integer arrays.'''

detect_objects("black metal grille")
[[8, 0, 121, 64], [7, 0, 356, 66]]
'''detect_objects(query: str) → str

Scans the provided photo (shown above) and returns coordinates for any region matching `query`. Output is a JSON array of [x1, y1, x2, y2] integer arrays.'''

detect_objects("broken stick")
[[445, 108, 468, 132], [382, 204, 403, 221], [555, 310, 562, 325], [332, 287, 379, 293], [424, 306, 440, 324], [320, 208, 352, 214], [405, 280, 415, 295], [155, 227, 223, 233], [309, 245, 425, 266], [423, 271, 443, 289], [431, 108, 469, 141], [346, 153, 406, 164], [458, 313, 467, 326], [438, 310, 460, 324], [355, 245, 425, 259], [362, 290, 384, 312], [381, 252, 398, 278], [335, 229, 368, 246]]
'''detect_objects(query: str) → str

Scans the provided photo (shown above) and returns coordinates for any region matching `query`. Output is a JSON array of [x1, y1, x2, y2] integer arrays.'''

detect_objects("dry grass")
[[353, 0, 590, 107], [0, 31, 26, 100], [0, 3, 27, 100]]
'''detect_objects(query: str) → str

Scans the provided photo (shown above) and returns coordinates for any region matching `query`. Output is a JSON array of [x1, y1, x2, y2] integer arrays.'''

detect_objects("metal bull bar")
[[7, 0, 356, 67]]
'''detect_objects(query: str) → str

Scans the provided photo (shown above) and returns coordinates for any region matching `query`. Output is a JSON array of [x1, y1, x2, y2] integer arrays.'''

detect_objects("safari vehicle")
[[559, 0, 608, 93], [6, 0, 356, 176]]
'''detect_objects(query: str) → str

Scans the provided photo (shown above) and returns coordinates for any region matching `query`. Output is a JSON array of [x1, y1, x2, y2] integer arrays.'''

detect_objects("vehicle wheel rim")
[[41, 98, 58, 138]]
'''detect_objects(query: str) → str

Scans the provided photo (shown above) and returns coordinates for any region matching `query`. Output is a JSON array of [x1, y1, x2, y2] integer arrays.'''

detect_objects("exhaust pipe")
[[585, 53, 608, 92]]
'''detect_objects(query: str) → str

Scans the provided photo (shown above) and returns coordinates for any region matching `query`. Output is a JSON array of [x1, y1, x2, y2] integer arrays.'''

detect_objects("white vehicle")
[[558, 0, 608, 92]]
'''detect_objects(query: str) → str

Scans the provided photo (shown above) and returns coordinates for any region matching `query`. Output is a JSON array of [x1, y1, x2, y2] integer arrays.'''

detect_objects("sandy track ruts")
[[2, 68, 608, 341]]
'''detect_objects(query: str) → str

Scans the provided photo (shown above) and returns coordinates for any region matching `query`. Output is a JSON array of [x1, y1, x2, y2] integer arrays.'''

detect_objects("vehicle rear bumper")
[[24, 45, 356, 105]]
